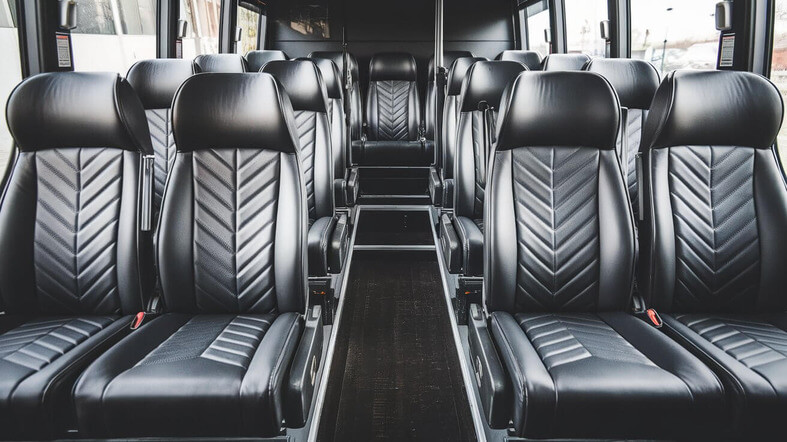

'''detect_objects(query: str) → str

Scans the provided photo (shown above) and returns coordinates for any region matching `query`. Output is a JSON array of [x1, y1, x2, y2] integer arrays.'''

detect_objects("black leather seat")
[[584, 58, 659, 218], [429, 56, 487, 207], [262, 60, 348, 276], [309, 57, 358, 207], [638, 70, 787, 437], [245, 49, 288, 72], [425, 51, 473, 141], [73, 73, 311, 438], [0, 72, 154, 439], [310, 51, 363, 141], [192, 53, 247, 73], [127, 59, 193, 215], [353, 52, 433, 166], [542, 53, 590, 71], [441, 60, 526, 276], [497, 49, 542, 70], [486, 71, 725, 439]]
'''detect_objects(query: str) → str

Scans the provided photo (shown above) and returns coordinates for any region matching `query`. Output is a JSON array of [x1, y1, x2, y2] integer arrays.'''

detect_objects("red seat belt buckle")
[[131, 312, 145, 330], [646, 308, 663, 328]]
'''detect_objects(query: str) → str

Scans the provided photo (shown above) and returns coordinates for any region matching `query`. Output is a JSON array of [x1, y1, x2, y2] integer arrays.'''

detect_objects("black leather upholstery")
[[638, 70, 787, 435], [309, 51, 363, 140], [425, 51, 473, 139], [262, 60, 338, 276], [1, 72, 153, 439], [193, 53, 248, 73], [542, 53, 591, 71], [73, 73, 308, 438], [485, 71, 725, 439], [127, 59, 193, 214], [366, 52, 420, 142], [497, 50, 542, 70], [245, 49, 288, 72], [452, 61, 526, 276]]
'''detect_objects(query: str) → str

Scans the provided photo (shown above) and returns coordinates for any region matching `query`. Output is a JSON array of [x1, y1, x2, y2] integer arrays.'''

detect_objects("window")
[[236, 2, 261, 55], [180, 0, 221, 59], [631, 0, 719, 75], [521, 0, 550, 58], [71, 0, 157, 73], [0, 0, 20, 169], [564, 0, 607, 57], [772, 0, 787, 167]]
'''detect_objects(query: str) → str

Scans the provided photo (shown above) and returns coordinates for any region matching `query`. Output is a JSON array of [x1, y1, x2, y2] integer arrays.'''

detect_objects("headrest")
[[495, 71, 620, 151], [6, 72, 153, 154], [447, 57, 488, 95], [641, 70, 783, 150], [246, 50, 288, 72], [193, 54, 247, 73], [428, 51, 473, 77], [584, 58, 659, 110], [498, 50, 542, 70], [306, 57, 343, 100], [309, 51, 359, 80], [542, 53, 591, 72], [172, 73, 299, 153], [127, 59, 193, 109], [369, 53, 417, 82], [459, 61, 528, 112], [261, 60, 330, 113]]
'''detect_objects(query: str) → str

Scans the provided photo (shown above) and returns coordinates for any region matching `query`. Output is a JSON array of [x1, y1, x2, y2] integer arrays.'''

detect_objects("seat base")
[[352, 140, 434, 166]]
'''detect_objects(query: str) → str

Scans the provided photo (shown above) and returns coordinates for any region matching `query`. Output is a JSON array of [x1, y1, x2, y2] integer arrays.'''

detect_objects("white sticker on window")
[[56, 33, 72, 68], [720, 33, 735, 67]]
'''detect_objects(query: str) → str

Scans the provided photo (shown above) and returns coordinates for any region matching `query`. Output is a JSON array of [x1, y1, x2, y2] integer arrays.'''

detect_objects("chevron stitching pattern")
[[518, 313, 656, 370], [146, 109, 176, 212], [472, 111, 486, 218], [512, 147, 601, 311], [200, 315, 272, 369], [34, 148, 123, 315], [0, 316, 113, 371], [193, 149, 280, 314], [668, 146, 760, 311], [676, 315, 787, 373], [375, 80, 411, 141], [626, 109, 643, 217], [293, 111, 317, 219]]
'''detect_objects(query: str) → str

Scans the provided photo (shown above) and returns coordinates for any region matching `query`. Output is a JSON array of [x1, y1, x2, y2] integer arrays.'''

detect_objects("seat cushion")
[[74, 312, 303, 438], [663, 313, 787, 435], [0, 315, 128, 439], [490, 311, 725, 439], [352, 140, 434, 166]]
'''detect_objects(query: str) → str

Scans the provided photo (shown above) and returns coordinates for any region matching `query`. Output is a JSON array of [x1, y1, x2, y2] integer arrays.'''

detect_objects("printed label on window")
[[720, 34, 735, 67], [56, 33, 72, 68]]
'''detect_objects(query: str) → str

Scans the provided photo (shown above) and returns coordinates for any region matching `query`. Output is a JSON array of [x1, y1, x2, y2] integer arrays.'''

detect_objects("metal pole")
[[435, 0, 443, 78]]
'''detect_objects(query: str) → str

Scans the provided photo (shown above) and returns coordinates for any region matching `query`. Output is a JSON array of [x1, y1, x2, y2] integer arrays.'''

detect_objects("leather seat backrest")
[[310, 51, 363, 140], [485, 71, 634, 314], [159, 72, 307, 314], [192, 53, 247, 73], [542, 53, 591, 71], [262, 60, 335, 221], [443, 56, 487, 180], [127, 59, 193, 215], [584, 58, 659, 218], [638, 70, 787, 314], [307, 57, 347, 180], [498, 50, 543, 70], [246, 49, 288, 72], [426, 51, 473, 139], [454, 61, 527, 220], [366, 52, 420, 142], [1, 72, 154, 315]]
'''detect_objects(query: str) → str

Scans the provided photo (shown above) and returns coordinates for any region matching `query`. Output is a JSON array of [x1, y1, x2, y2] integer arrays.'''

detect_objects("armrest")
[[328, 213, 349, 274], [428, 167, 443, 206], [334, 178, 348, 208], [346, 168, 359, 206], [284, 306, 324, 428], [439, 214, 462, 274], [442, 178, 454, 209], [454, 216, 483, 276], [468, 304, 511, 429], [308, 216, 336, 277]]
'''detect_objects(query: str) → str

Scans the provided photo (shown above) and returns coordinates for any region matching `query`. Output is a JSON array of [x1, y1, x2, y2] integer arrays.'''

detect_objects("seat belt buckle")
[[130, 312, 146, 330], [646, 308, 663, 328]]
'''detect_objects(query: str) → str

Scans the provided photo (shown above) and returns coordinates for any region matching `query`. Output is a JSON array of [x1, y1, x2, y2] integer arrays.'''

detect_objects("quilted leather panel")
[[192, 149, 280, 314], [471, 110, 498, 219], [201, 315, 272, 369], [145, 109, 176, 212], [34, 148, 123, 315], [676, 315, 787, 375], [293, 111, 317, 219], [517, 313, 656, 370], [512, 147, 601, 311], [625, 109, 643, 217], [374, 80, 412, 141], [668, 146, 760, 311], [0, 316, 114, 371]]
